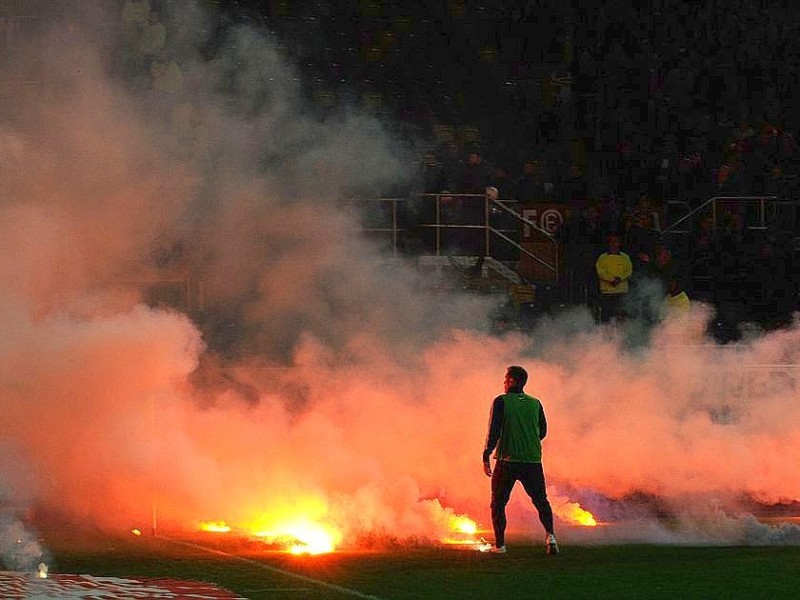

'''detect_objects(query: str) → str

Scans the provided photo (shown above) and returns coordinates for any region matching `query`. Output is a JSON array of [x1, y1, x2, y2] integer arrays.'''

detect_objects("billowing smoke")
[[0, 0, 797, 557], [0, 512, 47, 572]]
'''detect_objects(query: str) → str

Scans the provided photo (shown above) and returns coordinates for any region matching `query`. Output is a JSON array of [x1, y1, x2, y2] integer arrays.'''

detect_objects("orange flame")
[[553, 497, 598, 527], [196, 495, 342, 554], [251, 519, 340, 555], [199, 520, 232, 533], [449, 514, 478, 535], [440, 512, 483, 546]]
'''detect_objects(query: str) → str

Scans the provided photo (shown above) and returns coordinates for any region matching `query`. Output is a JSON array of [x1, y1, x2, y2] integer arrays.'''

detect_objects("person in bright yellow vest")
[[595, 233, 633, 323], [122, 0, 150, 48], [660, 278, 691, 319], [151, 51, 183, 95], [139, 10, 166, 59]]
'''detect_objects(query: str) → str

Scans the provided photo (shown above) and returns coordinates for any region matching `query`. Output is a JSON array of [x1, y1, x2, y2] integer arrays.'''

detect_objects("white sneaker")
[[546, 533, 559, 555], [478, 541, 506, 553]]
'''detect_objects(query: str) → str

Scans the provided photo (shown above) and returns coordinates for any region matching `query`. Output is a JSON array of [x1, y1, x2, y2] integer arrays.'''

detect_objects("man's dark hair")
[[507, 365, 528, 388]]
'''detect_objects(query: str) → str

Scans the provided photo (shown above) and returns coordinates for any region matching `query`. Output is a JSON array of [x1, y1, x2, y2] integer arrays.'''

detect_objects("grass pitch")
[[37, 525, 800, 599]]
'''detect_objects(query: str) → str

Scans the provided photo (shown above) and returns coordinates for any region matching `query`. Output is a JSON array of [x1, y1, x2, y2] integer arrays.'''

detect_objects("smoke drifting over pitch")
[[0, 1, 798, 553]]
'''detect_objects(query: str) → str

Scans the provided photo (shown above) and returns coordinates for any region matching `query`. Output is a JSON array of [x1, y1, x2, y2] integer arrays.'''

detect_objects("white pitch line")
[[158, 536, 383, 600], [242, 588, 312, 593]]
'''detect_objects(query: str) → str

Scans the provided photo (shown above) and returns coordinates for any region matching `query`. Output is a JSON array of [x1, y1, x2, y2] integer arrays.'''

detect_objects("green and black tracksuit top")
[[483, 389, 547, 463]]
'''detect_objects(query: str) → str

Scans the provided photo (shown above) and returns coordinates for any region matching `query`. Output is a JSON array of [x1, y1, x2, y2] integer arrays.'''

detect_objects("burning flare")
[[252, 519, 340, 555], [198, 518, 340, 554], [450, 514, 477, 536], [197, 495, 342, 554], [553, 497, 598, 527], [440, 512, 482, 546], [199, 521, 232, 533]]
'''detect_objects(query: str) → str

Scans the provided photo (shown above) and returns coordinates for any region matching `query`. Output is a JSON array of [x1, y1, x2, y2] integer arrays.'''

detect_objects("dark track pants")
[[490, 460, 554, 546]]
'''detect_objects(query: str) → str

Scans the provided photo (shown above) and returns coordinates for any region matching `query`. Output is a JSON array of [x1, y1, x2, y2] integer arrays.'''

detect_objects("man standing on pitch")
[[481, 365, 558, 555]]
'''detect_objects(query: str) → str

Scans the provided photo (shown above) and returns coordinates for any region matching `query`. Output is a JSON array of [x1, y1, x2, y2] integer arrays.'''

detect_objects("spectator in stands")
[[438, 140, 462, 192], [122, 0, 150, 45], [659, 277, 691, 320], [621, 207, 663, 321], [637, 243, 684, 324], [599, 194, 624, 236], [448, 149, 491, 255], [488, 165, 517, 256], [119, 0, 151, 75], [490, 165, 513, 201], [420, 151, 450, 194], [622, 210, 659, 273], [456, 149, 492, 194], [654, 244, 680, 290], [150, 50, 183, 96], [631, 193, 662, 232], [405, 151, 448, 253], [558, 200, 604, 304], [139, 9, 167, 60], [559, 162, 588, 211], [513, 158, 553, 202], [595, 233, 633, 323]]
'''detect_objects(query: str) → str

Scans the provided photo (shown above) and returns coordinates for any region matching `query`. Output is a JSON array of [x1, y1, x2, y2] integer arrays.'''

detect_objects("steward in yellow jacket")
[[595, 234, 633, 322], [595, 237, 633, 294]]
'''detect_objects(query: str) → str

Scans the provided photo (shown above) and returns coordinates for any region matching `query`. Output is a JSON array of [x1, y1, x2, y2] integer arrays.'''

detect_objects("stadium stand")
[[173, 0, 799, 337], [11, 1, 791, 338]]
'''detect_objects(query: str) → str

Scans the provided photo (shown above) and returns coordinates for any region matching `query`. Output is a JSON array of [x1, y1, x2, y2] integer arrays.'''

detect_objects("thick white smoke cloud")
[[0, 1, 797, 559]]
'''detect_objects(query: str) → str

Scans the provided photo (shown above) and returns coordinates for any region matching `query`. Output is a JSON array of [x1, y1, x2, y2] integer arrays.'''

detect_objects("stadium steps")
[[416, 255, 522, 294]]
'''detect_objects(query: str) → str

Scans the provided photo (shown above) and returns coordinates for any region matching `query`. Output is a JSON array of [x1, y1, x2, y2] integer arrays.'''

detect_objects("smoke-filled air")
[[0, 1, 798, 558]]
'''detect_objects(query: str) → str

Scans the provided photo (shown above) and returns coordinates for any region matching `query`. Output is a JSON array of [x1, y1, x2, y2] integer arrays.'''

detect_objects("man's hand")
[[483, 460, 492, 477]]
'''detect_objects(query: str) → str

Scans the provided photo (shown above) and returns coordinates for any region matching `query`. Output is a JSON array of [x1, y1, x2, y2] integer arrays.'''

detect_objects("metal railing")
[[352, 193, 560, 282], [489, 198, 559, 280], [663, 195, 777, 235], [344, 196, 403, 257]]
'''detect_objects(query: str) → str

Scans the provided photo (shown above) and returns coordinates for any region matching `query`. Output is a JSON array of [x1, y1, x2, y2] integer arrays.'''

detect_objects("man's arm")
[[482, 396, 504, 476], [539, 403, 548, 440]]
